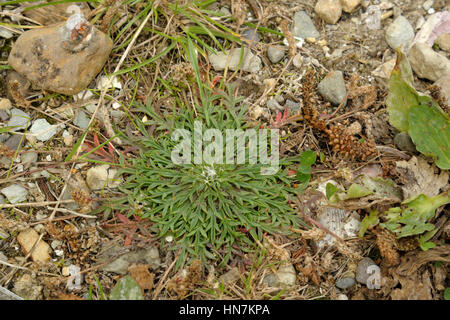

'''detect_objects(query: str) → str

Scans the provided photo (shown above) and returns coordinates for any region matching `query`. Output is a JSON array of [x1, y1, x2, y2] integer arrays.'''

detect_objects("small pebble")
[[356, 257, 377, 285], [336, 277, 356, 289]]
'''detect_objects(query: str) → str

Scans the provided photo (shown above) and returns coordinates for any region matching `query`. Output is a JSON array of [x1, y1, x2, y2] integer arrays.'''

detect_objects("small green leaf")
[[325, 183, 338, 200], [109, 275, 144, 300], [296, 172, 311, 184], [345, 183, 373, 199], [359, 210, 379, 237], [418, 236, 436, 251], [300, 150, 316, 167], [445, 288, 450, 301]]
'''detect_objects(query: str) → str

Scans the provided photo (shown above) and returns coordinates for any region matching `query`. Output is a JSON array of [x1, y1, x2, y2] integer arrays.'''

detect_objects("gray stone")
[[267, 98, 283, 111], [4, 134, 22, 151], [242, 28, 260, 43], [1, 184, 28, 204], [0, 27, 13, 39], [385, 16, 415, 51], [0, 195, 5, 204], [318, 71, 347, 105], [291, 11, 320, 39], [0, 134, 8, 143], [267, 46, 286, 64], [409, 43, 450, 81], [74, 110, 90, 129], [285, 99, 300, 113], [21, 151, 38, 165], [356, 257, 377, 284], [336, 277, 356, 289], [7, 108, 31, 132], [394, 132, 417, 153], [208, 47, 262, 73], [30, 119, 58, 142], [0, 110, 9, 121], [101, 247, 161, 274]]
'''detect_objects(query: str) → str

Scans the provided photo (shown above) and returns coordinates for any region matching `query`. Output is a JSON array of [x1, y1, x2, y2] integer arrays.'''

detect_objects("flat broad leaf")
[[408, 104, 450, 170], [109, 275, 144, 300]]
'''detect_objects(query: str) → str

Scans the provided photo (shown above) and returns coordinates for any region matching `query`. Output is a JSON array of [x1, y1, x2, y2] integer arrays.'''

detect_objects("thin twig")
[[152, 251, 179, 300]]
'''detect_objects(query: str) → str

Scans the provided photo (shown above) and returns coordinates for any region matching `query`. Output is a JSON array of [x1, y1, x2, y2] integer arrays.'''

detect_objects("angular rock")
[[356, 257, 377, 284], [267, 46, 286, 64], [408, 43, 450, 81], [1, 184, 28, 204], [74, 110, 90, 129], [17, 228, 52, 263], [4, 134, 22, 152], [339, 0, 361, 13], [0, 27, 13, 39], [315, 0, 342, 25], [291, 11, 320, 39], [318, 70, 347, 105], [372, 58, 396, 79], [208, 48, 262, 73], [7, 108, 31, 132], [8, 13, 113, 95], [21, 151, 38, 165], [435, 33, 450, 52], [385, 16, 415, 51], [0, 110, 9, 121], [29, 119, 58, 142]]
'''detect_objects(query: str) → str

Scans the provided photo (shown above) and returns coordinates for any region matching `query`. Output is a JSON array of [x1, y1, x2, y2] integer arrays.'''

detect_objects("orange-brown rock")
[[8, 14, 112, 95]]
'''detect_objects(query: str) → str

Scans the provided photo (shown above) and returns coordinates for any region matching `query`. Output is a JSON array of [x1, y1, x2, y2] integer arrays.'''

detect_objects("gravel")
[[318, 70, 347, 105], [385, 15, 415, 51], [291, 11, 320, 39], [267, 46, 286, 64], [1, 184, 28, 204], [7, 108, 31, 132], [29, 119, 58, 142], [356, 257, 377, 285]]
